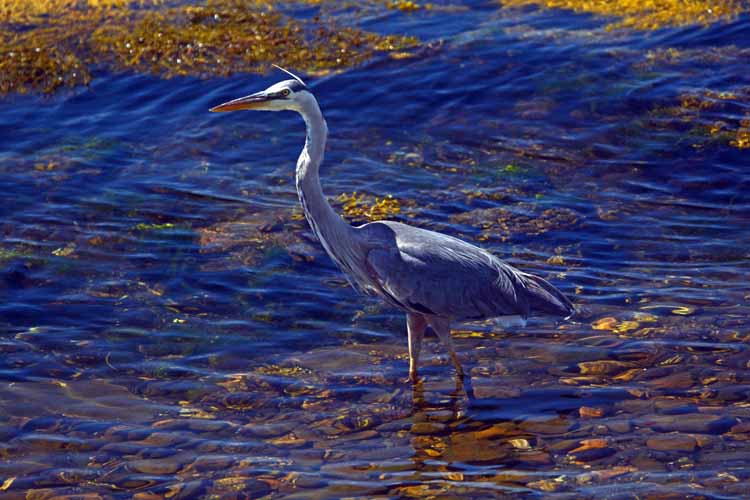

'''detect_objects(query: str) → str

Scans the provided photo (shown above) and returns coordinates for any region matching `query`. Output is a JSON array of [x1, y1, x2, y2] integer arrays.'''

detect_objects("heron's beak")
[[209, 91, 270, 112]]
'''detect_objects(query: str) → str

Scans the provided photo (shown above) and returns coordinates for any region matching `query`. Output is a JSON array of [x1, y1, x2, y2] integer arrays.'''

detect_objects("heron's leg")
[[426, 316, 464, 379], [406, 313, 427, 383]]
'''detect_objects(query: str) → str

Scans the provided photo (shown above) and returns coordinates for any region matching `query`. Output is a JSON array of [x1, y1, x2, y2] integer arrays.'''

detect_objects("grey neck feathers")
[[295, 96, 358, 273]]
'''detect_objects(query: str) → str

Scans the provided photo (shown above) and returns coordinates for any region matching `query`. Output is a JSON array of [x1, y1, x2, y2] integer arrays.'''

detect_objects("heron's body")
[[211, 70, 574, 381]]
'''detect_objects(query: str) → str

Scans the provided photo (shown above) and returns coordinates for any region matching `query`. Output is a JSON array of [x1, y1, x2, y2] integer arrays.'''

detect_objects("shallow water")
[[1, 1, 750, 498]]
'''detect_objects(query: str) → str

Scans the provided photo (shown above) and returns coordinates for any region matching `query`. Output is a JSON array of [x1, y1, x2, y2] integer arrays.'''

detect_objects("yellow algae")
[[648, 87, 750, 150], [730, 116, 750, 149], [450, 206, 579, 242], [134, 222, 175, 231], [546, 254, 565, 265], [0, 477, 15, 491], [336, 191, 404, 222], [387, 0, 431, 12], [591, 317, 617, 330], [613, 320, 639, 334], [671, 305, 696, 315], [591, 316, 641, 334], [0, 0, 419, 95], [501, 0, 745, 31], [255, 364, 312, 377], [0, 247, 32, 260], [51, 243, 76, 257], [0, 1, 130, 24]]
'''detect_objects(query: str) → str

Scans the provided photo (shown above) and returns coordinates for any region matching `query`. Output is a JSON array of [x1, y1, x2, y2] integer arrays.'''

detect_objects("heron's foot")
[[409, 368, 419, 383]]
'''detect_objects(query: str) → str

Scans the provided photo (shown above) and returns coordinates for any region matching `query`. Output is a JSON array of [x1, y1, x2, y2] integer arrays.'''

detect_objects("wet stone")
[[342, 444, 412, 462], [222, 392, 257, 410], [46, 494, 104, 500], [578, 360, 635, 376], [52, 468, 101, 484], [568, 446, 617, 462], [472, 421, 519, 439], [576, 466, 636, 484], [139, 380, 217, 400], [653, 399, 699, 415], [646, 434, 698, 452], [730, 421, 750, 434], [112, 475, 163, 489], [268, 432, 308, 447], [508, 437, 533, 449], [152, 418, 231, 433], [245, 421, 297, 438], [24, 490, 58, 500], [579, 406, 606, 418], [191, 455, 234, 472], [716, 385, 749, 402], [128, 458, 182, 475], [550, 438, 583, 454], [156, 480, 206, 500], [647, 371, 695, 390], [689, 450, 750, 467], [629, 455, 666, 471], [104, 425, 151, 442], [375, 419, 412, 433], [133, 493, 163, 500], [472, 382, 522, 400], [442, 433, 512, 464], [17, 434, 100, 452], [515, 450, 553, 465], [138, 447, 178, 459], [289, 348, 373, 374], [490, 471, 534, 486], [422, 409, 456, 424], [290, 473, 327, 489], [21, 416, 64, 432], [527, 477, 567, 493], [410, 422, 446, 435], [101, 442, 151, 455], [569, 438, 609, 453], [212, 476, 272, 498], [319, 461, 381, 480], [330, 429, 379, 443], [645, 414, 738, 434], [519, 417, 572, 435], [135, 431, 189, 447], [606, 419, 633, 433], [288, 448, 326, 467]]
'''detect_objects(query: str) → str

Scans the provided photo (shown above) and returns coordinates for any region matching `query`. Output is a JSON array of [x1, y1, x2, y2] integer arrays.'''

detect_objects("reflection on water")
[[1, 1, 750, 498]]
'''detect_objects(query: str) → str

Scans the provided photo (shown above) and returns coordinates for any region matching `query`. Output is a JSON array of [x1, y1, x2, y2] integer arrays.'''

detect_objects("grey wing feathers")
[[362, 222, 573, 321]]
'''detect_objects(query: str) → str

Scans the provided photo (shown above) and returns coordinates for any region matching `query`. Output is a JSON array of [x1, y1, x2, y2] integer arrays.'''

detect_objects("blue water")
[[1, 1, 750, 498]]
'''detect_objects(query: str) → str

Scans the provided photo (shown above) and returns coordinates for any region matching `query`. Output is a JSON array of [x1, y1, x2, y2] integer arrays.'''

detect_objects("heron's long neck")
[[295, 99, 353, 262]]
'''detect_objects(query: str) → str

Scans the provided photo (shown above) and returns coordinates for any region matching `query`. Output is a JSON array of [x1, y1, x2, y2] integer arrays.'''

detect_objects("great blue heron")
[[210, 67, 575, 382]]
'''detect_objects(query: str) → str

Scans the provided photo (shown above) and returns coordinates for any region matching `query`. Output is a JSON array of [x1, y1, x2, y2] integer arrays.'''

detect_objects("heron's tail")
[[520, 272, 576, 318]]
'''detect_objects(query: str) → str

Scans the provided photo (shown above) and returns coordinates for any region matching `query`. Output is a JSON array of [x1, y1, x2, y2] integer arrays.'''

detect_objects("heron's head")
[[210, 67, 313, 114]]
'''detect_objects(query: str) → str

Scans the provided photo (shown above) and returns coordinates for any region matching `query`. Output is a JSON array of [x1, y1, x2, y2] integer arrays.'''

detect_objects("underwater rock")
[[646, 434, 698, 452], [644, 414, 738, 434]]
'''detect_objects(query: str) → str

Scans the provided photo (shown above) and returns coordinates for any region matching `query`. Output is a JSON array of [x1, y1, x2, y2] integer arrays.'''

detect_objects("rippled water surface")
[[1, 1, 750, 498]]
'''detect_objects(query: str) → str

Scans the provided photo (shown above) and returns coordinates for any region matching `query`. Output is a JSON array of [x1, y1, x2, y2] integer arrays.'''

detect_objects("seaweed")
[[502, 0, 746, 31], [0, 0, 419, 95]]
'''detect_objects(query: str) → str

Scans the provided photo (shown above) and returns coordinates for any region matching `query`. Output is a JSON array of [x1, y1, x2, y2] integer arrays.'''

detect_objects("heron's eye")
[[281, 89, 291, 97]]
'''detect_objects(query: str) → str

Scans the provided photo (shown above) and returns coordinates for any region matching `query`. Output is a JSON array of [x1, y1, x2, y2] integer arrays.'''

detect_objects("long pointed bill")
[[209, 91, 269, 112]]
